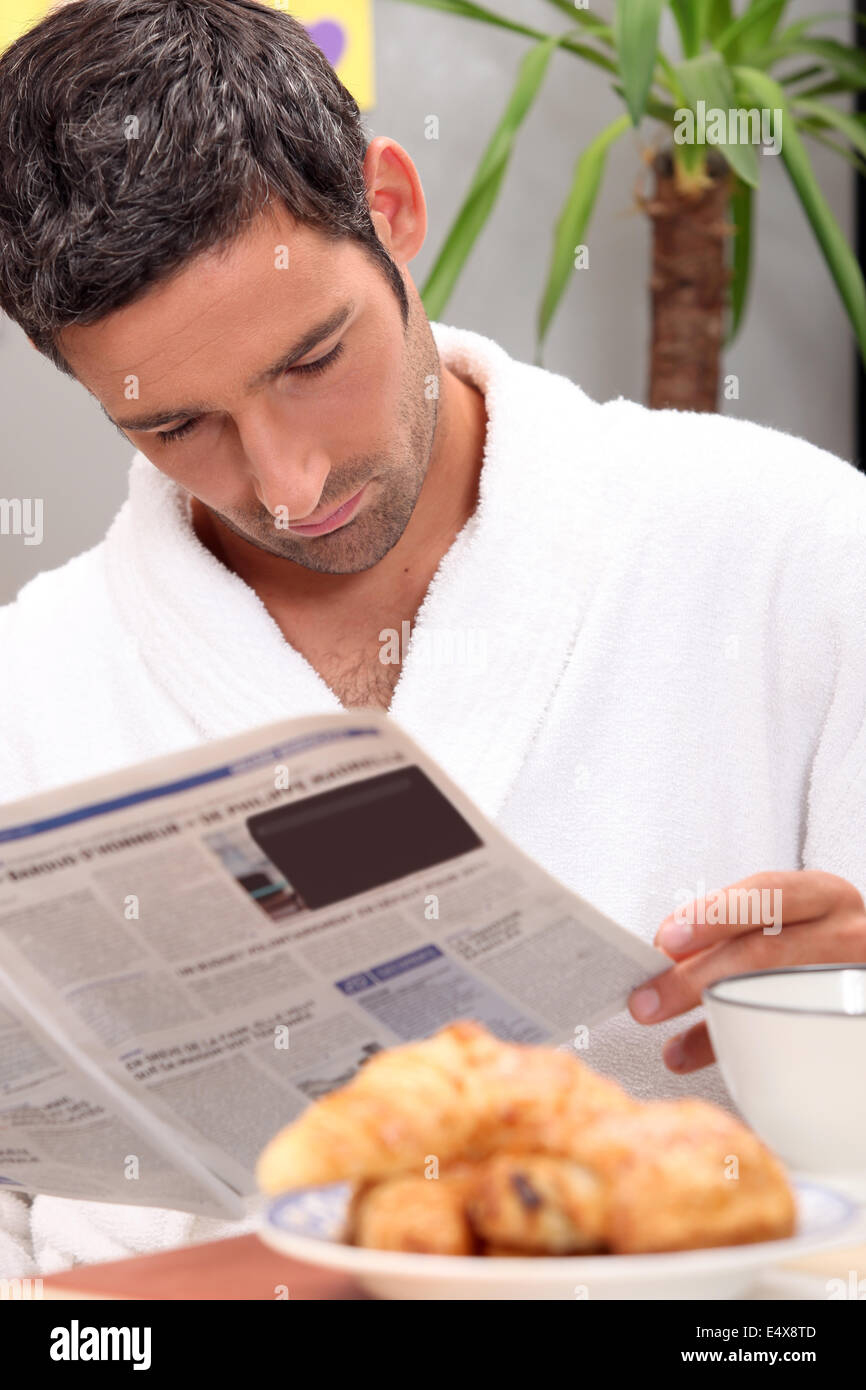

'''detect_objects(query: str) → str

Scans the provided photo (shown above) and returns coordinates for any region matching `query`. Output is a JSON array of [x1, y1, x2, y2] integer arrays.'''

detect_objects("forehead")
[[59, 204, 367, 404]]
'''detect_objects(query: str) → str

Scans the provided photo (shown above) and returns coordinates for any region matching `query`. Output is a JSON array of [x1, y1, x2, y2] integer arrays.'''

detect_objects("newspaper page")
[[0, 973, 235, 1215], [0, 711, 668, 1213]]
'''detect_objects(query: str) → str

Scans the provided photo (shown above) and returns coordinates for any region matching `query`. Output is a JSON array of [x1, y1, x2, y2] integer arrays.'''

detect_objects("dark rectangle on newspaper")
[[246, 766, 482, 909]]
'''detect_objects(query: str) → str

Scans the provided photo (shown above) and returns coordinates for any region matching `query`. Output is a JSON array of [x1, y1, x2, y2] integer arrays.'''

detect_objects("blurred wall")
[[0, 0, 855, 605]]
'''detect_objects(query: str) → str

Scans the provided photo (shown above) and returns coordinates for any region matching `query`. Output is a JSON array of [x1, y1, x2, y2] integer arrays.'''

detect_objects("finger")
[[630, 912, 866, 1025], [662, 1021, 715, 1073], [653, 870, 864, 959]]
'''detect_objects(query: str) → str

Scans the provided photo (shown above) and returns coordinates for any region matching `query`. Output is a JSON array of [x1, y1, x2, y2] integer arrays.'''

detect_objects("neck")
[[191, 365, 488, 611]]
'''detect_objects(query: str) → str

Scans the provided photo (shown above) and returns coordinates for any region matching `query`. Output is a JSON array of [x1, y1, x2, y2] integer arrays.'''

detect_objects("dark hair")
[[0, 0, 408, 376]]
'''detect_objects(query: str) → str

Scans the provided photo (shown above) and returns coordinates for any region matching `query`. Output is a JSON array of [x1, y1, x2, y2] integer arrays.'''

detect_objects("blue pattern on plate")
[[268, 1184, 352, 1241], [264, 1178, 860, 1250]]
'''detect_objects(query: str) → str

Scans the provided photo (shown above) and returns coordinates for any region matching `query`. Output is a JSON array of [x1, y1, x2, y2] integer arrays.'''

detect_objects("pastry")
[[465, 1152, 608, 1254], [256, 1020, 797, 1257], [344, 1165, 479, 1255], [564, 1099, 797, 1253], [256, 1019, 634, 1192]]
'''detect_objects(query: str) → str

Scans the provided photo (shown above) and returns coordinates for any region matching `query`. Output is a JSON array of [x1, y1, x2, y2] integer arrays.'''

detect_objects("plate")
[[258, 1178, 863, 1300]]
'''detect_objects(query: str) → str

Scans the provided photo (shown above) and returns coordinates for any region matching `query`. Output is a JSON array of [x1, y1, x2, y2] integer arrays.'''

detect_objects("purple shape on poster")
[[308, 20, 347, 68]]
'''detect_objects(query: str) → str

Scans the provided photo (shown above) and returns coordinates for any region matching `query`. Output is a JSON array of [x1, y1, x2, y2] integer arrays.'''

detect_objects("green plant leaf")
[[706, 0, 734, 40], [716, 0, 790, 60], [615, 0, 667, 125], [540, 0, 592, 15], [555, 37, 620, 76], [788, 38, 866, 87], [394, 0, 618, 72], [773, 16, 826, 47], [420, 35, 562, 321], [781, 64, 826, 88], [742, 0, 790, 52], [760, 37, 866, 89], [674, 52, 761, 187], [655, 48, 685, 101], [797, 122, 866, 179], [612, 82, 678, 123], [735, 67, 866, 364], [726, 177, 752, 343], [393, 0, 546, 42], [539, 0, 616, 44], [793, 95, 866, 162], [536, 113, 632, 355], [790, 78, 857, 99], [671, 0, 709, 60], [776, 12, 866, 46]]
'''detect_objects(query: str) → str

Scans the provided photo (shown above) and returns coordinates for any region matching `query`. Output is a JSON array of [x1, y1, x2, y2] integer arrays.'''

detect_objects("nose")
[[237, 407, 330, 522]]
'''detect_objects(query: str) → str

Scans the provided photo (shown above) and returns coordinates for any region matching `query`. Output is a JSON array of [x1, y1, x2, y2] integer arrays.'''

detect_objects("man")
[[0, 0, 864, 1275]]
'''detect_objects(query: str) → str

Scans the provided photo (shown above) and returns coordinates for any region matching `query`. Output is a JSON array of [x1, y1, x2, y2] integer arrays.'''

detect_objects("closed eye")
[[155, 339, 347, 445], [291, 338, 346, 379]]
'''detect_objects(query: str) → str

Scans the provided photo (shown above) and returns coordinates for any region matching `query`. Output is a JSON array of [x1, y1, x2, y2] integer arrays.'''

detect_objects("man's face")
[[59, 204, 439, 574]]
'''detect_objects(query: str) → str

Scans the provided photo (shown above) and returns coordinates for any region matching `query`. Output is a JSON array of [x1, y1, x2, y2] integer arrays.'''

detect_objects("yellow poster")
[[0, 1, 375, 109], [0, 0, 62, 55], [266, 1, 375, 110]]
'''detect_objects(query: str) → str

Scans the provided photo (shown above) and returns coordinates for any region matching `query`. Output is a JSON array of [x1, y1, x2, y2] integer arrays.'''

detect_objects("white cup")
[[704, 965, 866, 1202]]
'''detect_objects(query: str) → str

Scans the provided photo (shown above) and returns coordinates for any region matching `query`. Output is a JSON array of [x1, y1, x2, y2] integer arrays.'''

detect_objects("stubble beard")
[[193, 334, 440, 575]]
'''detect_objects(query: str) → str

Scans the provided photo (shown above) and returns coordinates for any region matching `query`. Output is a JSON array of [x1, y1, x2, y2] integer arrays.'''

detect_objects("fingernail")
[[664, 1036, 686, 1070], [657, 921, 693, 952], [630, 986, 660, 1022]]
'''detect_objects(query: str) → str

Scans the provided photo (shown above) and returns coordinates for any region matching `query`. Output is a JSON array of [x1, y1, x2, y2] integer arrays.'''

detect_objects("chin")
[[282, 506, 414, 575], [289, 534, 403, 575]]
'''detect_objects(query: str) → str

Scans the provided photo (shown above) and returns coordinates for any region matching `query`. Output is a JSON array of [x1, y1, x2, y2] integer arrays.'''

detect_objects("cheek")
[[138, 441, 247, 511], [342, 345, 408, 445], [321, 355, 394, 441], [280, 360, 399, 463]]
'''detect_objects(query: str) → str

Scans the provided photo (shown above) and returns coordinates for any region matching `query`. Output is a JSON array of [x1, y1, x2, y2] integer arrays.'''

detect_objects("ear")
[[363, 136, 427, 265]]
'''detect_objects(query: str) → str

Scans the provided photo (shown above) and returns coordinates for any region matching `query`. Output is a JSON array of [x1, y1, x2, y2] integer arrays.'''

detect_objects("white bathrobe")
[[1, 319, 865, 1276]]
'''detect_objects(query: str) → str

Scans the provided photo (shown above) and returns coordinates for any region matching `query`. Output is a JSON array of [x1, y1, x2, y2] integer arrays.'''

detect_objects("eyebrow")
[[109, 301, 355, 432]]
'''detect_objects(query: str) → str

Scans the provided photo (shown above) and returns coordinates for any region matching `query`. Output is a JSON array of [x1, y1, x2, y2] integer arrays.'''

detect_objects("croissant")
[[345, 1154, 608, 1256], [347, 1113, 796, 1255], [256, 1022, 796, 1258], [345, 1165, 480, 1255], [465, 1152, 608, 1254], [564, 1099, 797, 1253], [474, 1039, 637, 1158], [256, 1020, 634, 1193], [256, 1021, 501, 1192]]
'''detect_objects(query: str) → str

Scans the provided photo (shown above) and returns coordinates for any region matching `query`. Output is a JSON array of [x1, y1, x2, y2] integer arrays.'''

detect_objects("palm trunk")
[[645, 149, 732, 412]]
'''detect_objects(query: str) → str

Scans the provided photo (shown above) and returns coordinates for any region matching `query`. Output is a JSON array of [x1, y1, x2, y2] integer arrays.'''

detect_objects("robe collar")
[[104, 321, 611, 820]]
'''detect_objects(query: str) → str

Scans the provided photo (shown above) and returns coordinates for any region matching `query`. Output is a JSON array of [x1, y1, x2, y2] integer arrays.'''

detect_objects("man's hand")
[[628, 870, 866, 1073]]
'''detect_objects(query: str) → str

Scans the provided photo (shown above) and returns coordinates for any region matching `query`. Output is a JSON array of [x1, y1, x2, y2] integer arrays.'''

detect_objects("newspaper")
[[0, 711, 668, 1218]]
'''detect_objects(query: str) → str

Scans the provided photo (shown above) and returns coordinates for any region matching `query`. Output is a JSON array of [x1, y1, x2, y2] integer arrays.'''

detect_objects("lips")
[[286, 484, 368, 537]]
